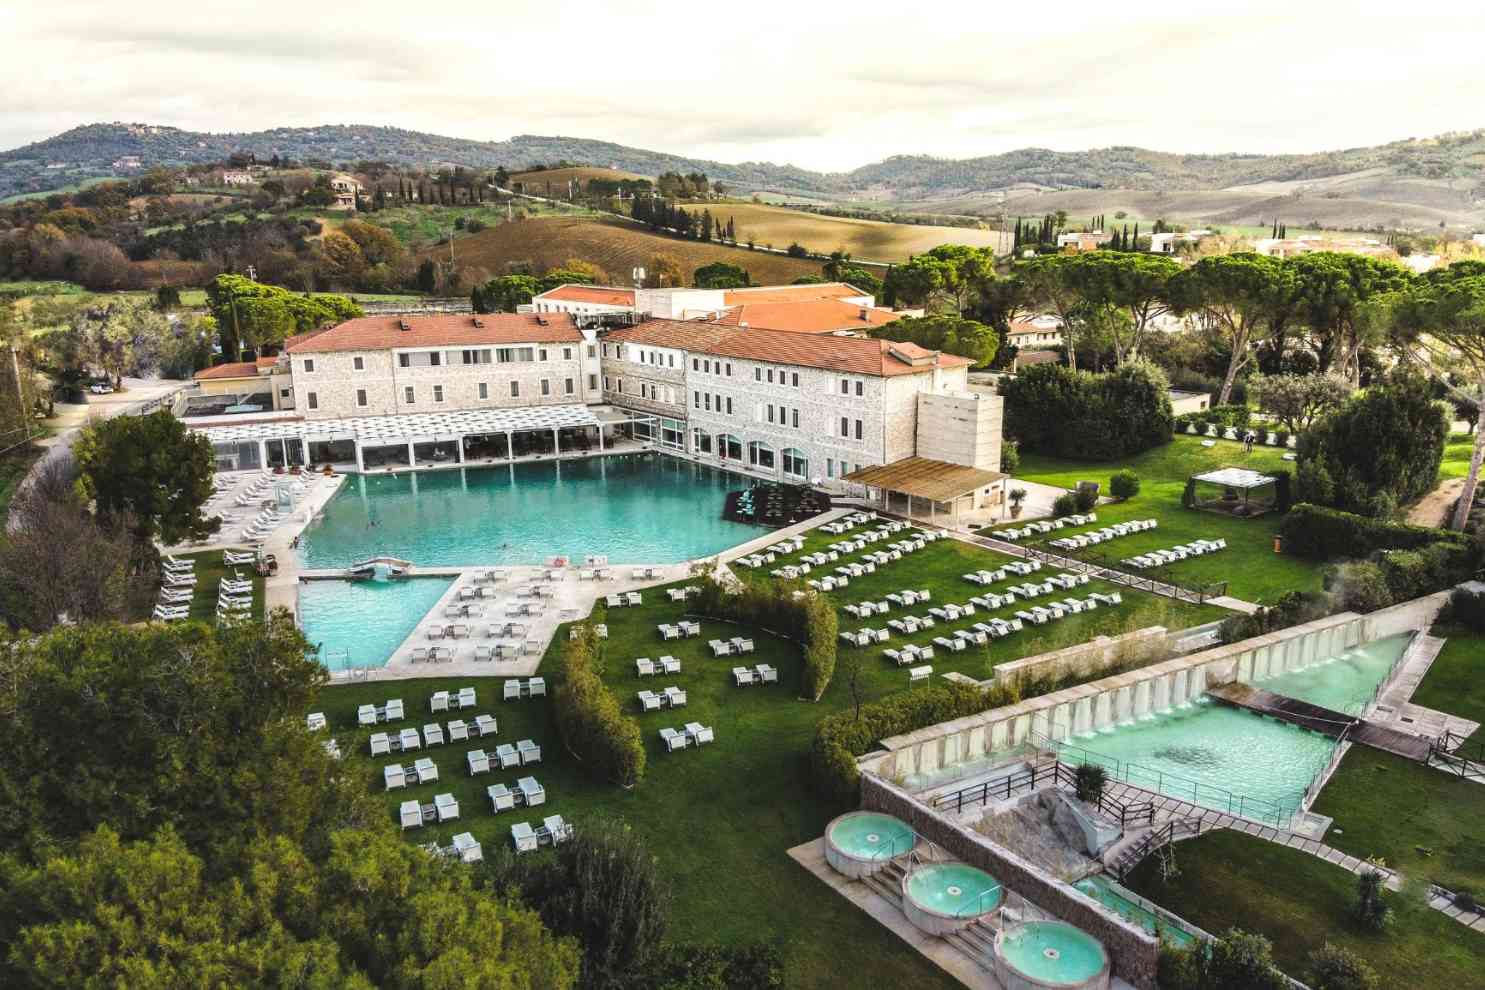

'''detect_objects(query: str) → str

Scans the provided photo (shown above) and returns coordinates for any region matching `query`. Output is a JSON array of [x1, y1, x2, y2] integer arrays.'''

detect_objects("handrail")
[[954, 882, 1005, 919]]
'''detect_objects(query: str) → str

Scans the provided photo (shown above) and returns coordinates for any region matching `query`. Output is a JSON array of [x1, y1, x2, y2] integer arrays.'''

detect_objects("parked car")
[[88, 382, 114, 395]]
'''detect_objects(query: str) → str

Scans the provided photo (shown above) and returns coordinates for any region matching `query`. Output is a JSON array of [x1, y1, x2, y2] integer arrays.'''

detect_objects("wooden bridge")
[[1207, 682, 1432, 761]]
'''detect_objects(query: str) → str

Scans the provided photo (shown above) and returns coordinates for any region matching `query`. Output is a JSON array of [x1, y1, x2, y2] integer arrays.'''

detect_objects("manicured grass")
[[148, 549, 265, 623], [314, 526, 1231, 987], [1311, 747, 1485, 895], [1123, 829, 1485, 988], [1440, 433, 1477, 481], [1410, 625, 1485, 746], [1014, 435, 1323, 603]]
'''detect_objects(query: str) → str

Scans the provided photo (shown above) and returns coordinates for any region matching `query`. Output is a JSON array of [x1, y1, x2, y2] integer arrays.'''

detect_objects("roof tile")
[[286, 313, 583, 353]]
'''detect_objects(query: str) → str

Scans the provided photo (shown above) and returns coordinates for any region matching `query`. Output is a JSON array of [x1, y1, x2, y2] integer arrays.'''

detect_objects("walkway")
[[1206, 682, 1432, 761], [1372, 634, 1481, 739]]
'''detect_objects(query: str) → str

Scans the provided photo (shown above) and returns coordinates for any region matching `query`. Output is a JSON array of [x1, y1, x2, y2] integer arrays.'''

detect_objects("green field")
[[1124, 829, 1485, 988], [1410, 626, 1485, 746], [1013, 435, 1323, 603]]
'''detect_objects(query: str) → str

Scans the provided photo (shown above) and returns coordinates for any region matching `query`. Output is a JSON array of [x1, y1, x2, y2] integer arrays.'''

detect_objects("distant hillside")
[[4, 121, 1484, 225]]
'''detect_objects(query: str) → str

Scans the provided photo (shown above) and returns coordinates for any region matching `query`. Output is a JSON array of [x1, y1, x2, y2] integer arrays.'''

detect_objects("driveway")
[[25, 377, 187, 492]]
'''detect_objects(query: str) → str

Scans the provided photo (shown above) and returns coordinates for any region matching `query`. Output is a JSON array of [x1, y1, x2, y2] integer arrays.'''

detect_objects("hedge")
[[1002, 362, 1173, 460], [691, 576, 838, 700], [811, 681, 1011, 801], [552, 627, 646, 787], [1278, 503, 1473, 560]]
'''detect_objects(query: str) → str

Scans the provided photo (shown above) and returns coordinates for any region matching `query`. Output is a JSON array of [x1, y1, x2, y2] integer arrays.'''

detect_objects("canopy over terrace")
[[1189, 466, 1279, 516], [193, 404, 657, 472], [843, 456, 1007, 527]]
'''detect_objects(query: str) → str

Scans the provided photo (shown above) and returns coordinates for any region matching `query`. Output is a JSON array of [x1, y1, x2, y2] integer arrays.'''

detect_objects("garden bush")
[[691, 576, 837, 700], [1109, 470, 1140, 500], [1333, 561, 1393, 614], [553, 628, 646, 787], [1158, 928, 1288, 990], [999, 438, 1020, 475], [1002, 362, 1173, 460], [1074, 486, 1098, 512], [1278, 504, 1474, 560], [1440, 584, 1485, 632], [1053, 493, 1077, 517], [1294, 375, 1446, 516], [811, 681, 1009, 800], [1207, 404, 1251, 429], [1307, 943, 1378, 990], [1219, 590, 1332, 643]]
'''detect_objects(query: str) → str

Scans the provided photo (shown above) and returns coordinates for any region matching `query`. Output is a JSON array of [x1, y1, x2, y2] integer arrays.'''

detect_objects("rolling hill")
[[424, 216, 829, 286], [699, 203, 1009, 261], [4, 122, 1484, 227]]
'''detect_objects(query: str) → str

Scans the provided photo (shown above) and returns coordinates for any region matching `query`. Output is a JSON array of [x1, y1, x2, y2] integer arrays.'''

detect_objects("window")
[[725, 397, 733, 415], [694, 391, 701, 409], [783, 448, 808, 478], [404, 386, 415, 404], [704, 393, 712, 411], [587, 345, 597, 359], [306, 391, 318, 410], [399, 353, 411, 368], [539, 348, 549, 361], [766, 369, 774, 383], [429, 351, 441, 367], [841, 416, 850, 437], [640, 383, 648, 399], [433, 385, 444, 403], [718, 434, 742, 460], [826, 458, 835, 478], [303, 359, 316, 373], [563, 347, 573, 360], [355, 389, 367, 407], [352, 356, 364, 371], [692, 429, 712, 454], [840, 378, 849, 395], [692, 358, 700, 371], [791, 372, 799, 387], [496, 347, 535, 363], [791, 408, 800, 429], [855, 381, 864, 397], [279, 388, 290, 398], [726, 362, 732, 376], [541, 379, 551, 396], [565, 378, 574, 395], [510, 381, 520, 398], [460, 349, 491, 365], [479, 382, 489, 399], [604, 375, 612, 391], [855, 419, 864, 440], [747, 441, 775, 470], [754, 368, 762, 382], [588, 374, 598, 391], [766, 405, 775, 424]]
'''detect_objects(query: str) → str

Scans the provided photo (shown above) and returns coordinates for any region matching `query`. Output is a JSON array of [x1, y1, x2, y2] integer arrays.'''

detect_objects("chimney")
[[739, 321, 748, 329], [398, 319, 412, 331], [859, 307, 870, 321], [471, 317, 484, 328]]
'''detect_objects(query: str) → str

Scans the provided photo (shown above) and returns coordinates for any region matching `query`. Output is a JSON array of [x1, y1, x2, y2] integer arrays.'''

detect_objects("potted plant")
[[1009, 488, 1027, 518]]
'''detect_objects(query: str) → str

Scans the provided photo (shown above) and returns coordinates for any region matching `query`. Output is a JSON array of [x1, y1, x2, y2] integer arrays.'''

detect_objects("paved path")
[[1406, 477, 1466, 528]]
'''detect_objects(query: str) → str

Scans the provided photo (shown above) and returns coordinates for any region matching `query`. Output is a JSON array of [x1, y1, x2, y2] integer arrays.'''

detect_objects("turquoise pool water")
[[299, 576, 452, 670], [998, 921, 1107, 984], [828, 812, 916, 860], [905, 863, 1004, 917], [297, 454, 762, 568], [1073, 875, 1197, 948], [1253, 632, 1411, 714], [1054, 633, 1412, 822]]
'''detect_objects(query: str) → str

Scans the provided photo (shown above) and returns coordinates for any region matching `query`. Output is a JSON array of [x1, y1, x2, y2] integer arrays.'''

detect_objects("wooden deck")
[[1207, 682, 1432, 761]]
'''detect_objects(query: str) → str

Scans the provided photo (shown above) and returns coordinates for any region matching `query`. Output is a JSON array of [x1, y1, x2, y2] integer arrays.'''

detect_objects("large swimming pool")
[[297, 454, 762, 568], [299, 575, 454, 671], [1054, 633, 1412, 823]]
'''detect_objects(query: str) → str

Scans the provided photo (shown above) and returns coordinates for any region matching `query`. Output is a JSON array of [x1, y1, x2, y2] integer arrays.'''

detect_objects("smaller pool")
[[825, 812, 916, 878], [995, 920, 1110, 990], [902, 863, 1004, 935], [298, 576, 452, 670], [1073, 874, 1197, 948]]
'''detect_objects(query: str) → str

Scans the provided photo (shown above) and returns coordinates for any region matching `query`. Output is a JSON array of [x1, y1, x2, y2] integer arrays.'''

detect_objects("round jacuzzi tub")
[[901, 862, 1004, 935], [824, 811, 916, 878], [994, 920, 1111, 990]]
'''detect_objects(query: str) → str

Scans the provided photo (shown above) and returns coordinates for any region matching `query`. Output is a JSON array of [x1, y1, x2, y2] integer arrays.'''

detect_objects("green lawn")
[[314, 532, 1225, 988], [1014, 435, 1323, 604], [1440, 433, 1476, 481], [1311, 747, 1485, 896], [147, 549, 266, 623], [1410, 626, 1485, 746], [1124, 829, 1484, 988]]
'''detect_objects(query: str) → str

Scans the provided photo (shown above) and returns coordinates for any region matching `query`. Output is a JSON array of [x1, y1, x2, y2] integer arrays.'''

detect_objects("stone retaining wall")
[[992, 626, 1172, 692], [861, 772, 1160, 990]]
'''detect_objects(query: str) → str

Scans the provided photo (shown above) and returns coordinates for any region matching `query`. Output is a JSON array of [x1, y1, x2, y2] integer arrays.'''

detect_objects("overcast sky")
[[2, 1, 1479, 172]]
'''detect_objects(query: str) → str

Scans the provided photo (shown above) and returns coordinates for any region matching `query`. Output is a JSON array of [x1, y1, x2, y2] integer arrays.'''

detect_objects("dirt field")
[[509, 166, 649, 195], [426, 216, 831, 285], [702, 202, 1008, 261]]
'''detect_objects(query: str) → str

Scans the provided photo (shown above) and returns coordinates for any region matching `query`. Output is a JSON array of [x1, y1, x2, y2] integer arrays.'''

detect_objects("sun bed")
[[413, 756, 438, 783], [399, 800, 422, 830], [434, 793, 459, 823], [511, 821, 539, 853], [518, 776, 545, 806], [660, 727, 689, 752], [422, 723, 445, 747], [495, 743, 520, 769], [370, 732, 391, 756], [685, 722, 714, 746], [451, 832, 483, 863], [475, 714, 498, 736], [384, 764, 406, 790], [488, 783, 515, 813], [518, 739, 541, 764], [467, 749, 491, 775]]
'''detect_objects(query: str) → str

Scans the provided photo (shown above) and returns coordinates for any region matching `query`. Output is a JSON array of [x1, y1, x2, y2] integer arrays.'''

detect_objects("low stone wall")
[[861, 772, 1159, 990], [993, 626, 1171, 692], [1362, 590, 1449, 640]]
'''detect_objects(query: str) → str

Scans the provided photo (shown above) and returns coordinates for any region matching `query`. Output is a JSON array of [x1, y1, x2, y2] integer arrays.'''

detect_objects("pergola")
[[843, 457, 1007, 527], [1189, 466, 1279, 516], [194, 404, 659, 472]]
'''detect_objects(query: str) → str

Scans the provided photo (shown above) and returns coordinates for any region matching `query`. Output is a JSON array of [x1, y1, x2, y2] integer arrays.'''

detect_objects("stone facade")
[[861, 773, 1160, 990], [290, 339, 600, 421], [915, 389, 1003, 471], [599, 339, 689, 422]]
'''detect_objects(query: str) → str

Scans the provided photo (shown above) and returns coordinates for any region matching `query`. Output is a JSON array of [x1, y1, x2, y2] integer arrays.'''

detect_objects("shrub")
[[1074, 486, 1098, 512], [1182, 478, 1197, 509], [999, 438, 1020, 475], [1073, 763, 1107, 803], [1295, 375, 1446, 515], [553, 628, 647, 786], [1308, 943, 1378, 990], [811, 681, 1009, 800], [691, 576, 836, 700], [1334, 561, 1393, 613], [1001, 362, 1173, 460], [1277, 503, 1475, 561], [464, 218, 486, 234], [1208, 404, 1251, 429], [1109, 470, 1140, 500], [652, 941, 785, 990], [1159, 929, 1287, 990], [1053, 493, 1077, 517], [1219, 590, 1333, 643], [1274, 470, 1292, 512], [1441, 585, 1485, 632], [1454, 889, 1479, 913], [1354, 867, 1390, 931]]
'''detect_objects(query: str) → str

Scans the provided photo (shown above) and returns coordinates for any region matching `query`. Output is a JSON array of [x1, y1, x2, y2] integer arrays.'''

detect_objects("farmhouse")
[[1007, 314, 1064, 350], [1056, 231, 1113, 251], [329, 173, 362, 210], [221, 170, 255, 186]]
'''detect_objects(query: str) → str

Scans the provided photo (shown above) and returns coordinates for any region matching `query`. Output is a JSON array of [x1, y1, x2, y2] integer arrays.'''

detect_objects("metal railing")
[[1115, 813, 1207, 880], [1428, 730, 1485, 779], [930, 759, 1157, 830], [966, 532, 1229, 606]]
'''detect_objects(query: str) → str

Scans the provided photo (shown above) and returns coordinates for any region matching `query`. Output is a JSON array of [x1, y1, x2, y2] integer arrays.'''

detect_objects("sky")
[[2, 0, 1480, 172]]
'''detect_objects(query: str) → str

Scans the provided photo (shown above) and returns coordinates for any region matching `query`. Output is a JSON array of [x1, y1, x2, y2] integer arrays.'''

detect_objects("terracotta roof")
[[286, 313, 583, 353], [720, 282, 867, 305], [255, 356, 280, 369], [701, 326, 971, 377], [195, 361, 261, 381], [604, 319, 740, 351], [536, 284, 636, 306], [843, 457, 1006, 500], [712, 299, 901, 334]]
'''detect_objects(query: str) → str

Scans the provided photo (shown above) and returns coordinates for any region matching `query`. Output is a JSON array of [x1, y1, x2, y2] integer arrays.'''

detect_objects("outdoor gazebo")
[[1187, 467, 1279, 516]]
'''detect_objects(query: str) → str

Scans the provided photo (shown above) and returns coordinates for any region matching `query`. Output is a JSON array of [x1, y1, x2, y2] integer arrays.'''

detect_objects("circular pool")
[[994, 920, 1110, 990], [824, 811, 916, 878], [901, 862, 1004, 935]]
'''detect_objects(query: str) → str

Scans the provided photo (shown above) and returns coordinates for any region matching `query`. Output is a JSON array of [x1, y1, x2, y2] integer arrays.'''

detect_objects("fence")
[[931, 759, 1155, 829], [966, 532, 1229, 606], [1427, 730, 1485, 780]]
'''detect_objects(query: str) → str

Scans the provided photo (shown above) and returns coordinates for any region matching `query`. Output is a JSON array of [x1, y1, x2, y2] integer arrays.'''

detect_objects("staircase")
[[1106, 814, 1208, 880], [864, 860, 1002, 977]]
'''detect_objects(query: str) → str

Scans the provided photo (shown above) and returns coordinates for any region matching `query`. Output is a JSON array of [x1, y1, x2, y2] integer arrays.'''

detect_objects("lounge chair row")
[[606, 592, 644, 608], [384, 757, 440, 789], [424, 832, 483, 863], [370, 714, 499, 754], [709, 636, 754, 657], [400, 793, 459, 828], [488, 776, 546, 812], [1051, 519, 1158, 550], [1123, 540, 1225, 569], [511, 815, 573, 853], [465, 740, 542, 772], [657, 620, 700, 640], [638, 686, 688, 710], [732, 663, 778, 686], [503, 677, 546, 701], [429, 687, 477, 712], [636, 655, 683, 677], [659, 722, 715, 751], [994, 512, 1097, 540], [963, 559, 1042, 586]]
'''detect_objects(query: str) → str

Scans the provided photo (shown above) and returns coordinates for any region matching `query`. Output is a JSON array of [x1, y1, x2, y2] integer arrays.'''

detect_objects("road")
[[20, 377, 186, 498]]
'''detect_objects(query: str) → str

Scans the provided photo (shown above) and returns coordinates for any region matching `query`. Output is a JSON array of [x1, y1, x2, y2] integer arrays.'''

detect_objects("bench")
[[908, 665, 933, 686]]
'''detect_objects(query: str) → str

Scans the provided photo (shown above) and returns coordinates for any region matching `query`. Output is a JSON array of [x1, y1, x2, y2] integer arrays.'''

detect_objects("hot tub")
[[901, 862, 1004, 935], [823, 811, 916, 878], [994, 920, 1111, 990]]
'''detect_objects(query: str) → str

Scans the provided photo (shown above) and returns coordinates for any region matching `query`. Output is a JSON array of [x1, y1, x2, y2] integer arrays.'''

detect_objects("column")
[[553, 427, 560, 458], [300, 438, 311, 467], [258, 440, 268, 471], [507, 431, 515, 460], [406, 441, 416, 468], [455, 436, 464, 464], [598, 426, 605, 452], [355, 442, 365, 472]]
